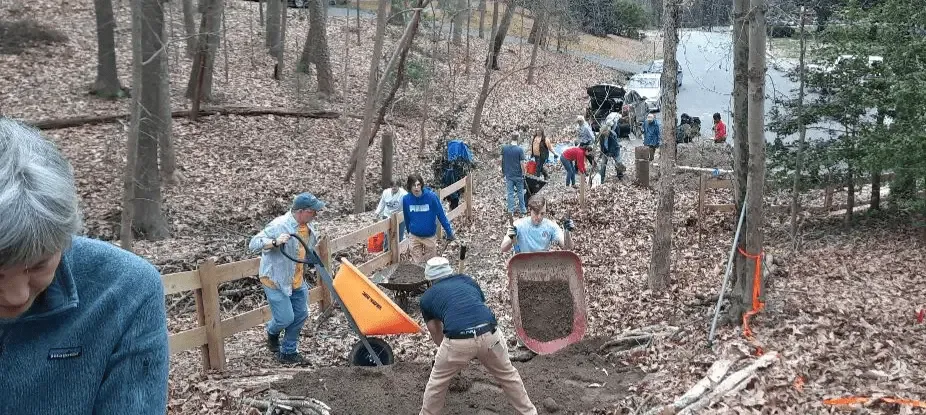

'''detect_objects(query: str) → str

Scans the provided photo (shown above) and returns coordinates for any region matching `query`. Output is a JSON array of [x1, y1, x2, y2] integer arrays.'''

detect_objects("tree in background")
[[185, 0, 225, 102], [298, 0, 336, 96], [92, 0, 127, 98]]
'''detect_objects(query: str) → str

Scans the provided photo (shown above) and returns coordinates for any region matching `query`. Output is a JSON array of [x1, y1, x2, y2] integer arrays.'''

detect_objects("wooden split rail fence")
[[162, 175, 474, 372]]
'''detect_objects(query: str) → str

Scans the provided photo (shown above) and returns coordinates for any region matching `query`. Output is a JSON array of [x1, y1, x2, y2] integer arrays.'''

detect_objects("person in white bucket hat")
[[418, 257, 537, 415]]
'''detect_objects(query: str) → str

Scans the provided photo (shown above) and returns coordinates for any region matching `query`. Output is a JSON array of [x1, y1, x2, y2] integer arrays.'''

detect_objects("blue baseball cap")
[[292, 192, 325, 211]]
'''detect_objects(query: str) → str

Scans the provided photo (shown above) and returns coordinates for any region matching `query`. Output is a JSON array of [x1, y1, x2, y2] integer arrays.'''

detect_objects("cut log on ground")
[[643, 358, 737, 415], [20, 107, 407, 130], [675, 351, 779, 415]]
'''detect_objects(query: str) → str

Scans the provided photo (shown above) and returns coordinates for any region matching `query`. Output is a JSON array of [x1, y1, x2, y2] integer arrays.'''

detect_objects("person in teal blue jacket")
[[402, 173, 454, 264], [0, 118, 169, 414]]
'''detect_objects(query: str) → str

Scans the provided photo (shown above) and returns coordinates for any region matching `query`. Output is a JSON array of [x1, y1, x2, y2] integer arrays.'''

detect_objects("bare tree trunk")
[[259, 0, 265, 27], [123, 0, 144, 251], [381, 131, 395, 188], [846, 163, 855, 226], [418, 9, 441, 154], [298, 0, 336, 95], [276, 0, 288, 78], [733, 0, 766, 318], [182, 0, 197, 57], [465, 0, 472, 74], [470, 0, 499, 135], [452, 0, 465, 45], [389, 0, 406, 26], [92, 0, 127, 98], [130, 0, 171, 240], [488, 0, 514, 70], [870, 170, 881, 210], [528, 5, 546, 45], [731, 0, 750, 299], [790, 7, 807, 251], [185, 0, 225, 102], [267, 0, 282, 52], [647, 0, 680, 290], [477, 0, 486, 38], [526, 1, 544, 84]]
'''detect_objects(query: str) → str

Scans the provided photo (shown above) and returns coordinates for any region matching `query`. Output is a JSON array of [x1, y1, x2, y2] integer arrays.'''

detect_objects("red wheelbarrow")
[[507, 251, 587, 355], [281, 234, 423, 367]]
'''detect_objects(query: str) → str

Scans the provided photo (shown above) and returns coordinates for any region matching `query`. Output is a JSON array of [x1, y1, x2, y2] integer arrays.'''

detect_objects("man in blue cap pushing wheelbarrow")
[[248, 192, 326, 365], [419, 257, 537, 415]]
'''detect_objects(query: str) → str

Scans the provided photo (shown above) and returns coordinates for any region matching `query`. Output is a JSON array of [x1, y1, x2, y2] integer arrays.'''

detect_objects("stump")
[[634, 146, 650, 188]]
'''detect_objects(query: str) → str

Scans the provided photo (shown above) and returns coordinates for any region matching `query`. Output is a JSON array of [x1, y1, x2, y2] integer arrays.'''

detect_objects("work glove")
[[562, 219, 575, 232], [506, 226, 517, 239]]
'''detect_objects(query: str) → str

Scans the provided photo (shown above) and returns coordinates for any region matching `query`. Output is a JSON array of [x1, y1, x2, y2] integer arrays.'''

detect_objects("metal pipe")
[[707, 188, 749, 346]]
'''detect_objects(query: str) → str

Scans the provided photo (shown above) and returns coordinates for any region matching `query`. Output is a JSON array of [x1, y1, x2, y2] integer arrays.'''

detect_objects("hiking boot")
[[278, 352, 310, 366], [266, 332, 280, 353]]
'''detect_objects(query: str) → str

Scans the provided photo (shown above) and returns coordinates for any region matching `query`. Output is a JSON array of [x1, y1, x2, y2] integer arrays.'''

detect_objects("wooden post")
[[464, 174, 474, 224], [388, 213, 401, 265], [193, 286, 211, 370], [635, 146, 650, 188], [315, 236, 334, 311], [198, 258, 225, 371], [698, 173, 707, 241], [579, 173, 587, 209], [381, 131, 394, 189]]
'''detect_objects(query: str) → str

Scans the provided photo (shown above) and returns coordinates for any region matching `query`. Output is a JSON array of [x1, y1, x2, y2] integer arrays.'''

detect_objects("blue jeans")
[[505, 177, 526, 214], [264, 285, 309, 355], [599, 153, 622, 179], [561, 157, 577, 186]]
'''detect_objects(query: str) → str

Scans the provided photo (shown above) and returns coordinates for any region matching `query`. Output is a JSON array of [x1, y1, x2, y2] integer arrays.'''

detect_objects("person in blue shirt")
[[643, 113, 661, 161], [501, 132, 527, 215], [418, 257, 536, 415], [402, 173, 454, 264], [0, 118, 169, 414], [500, 195, 574, 254]]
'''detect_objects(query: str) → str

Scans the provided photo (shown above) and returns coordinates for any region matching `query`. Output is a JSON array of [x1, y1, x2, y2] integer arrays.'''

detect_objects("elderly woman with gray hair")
[[0, 118, 169, 413]]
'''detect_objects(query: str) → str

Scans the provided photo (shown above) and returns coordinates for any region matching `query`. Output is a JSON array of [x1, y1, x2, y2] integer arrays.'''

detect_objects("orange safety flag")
[[824, 396, 926, 408], [738, 247, 765, 355]]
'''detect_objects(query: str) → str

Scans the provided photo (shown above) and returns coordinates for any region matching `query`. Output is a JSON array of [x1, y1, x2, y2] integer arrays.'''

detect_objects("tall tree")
[[477, 0, 486, 38], [731, 0, 750, 290], [129, 0, 171, 239], [298, 0, 336, 96], [789, 6, 807, 251], [733, 0, 767, 318], [92, 0, 127, 98], [181, 0, 197, 57], [526, 2, 544, 84], [452, 0, 466, 45], [470, 0, 500, 134], [648, 0, 680, 290], [185, 0, 225, 102], [266, 0, 282, 54], [488, 0, 515, 70], [389, 0, 406, 25]]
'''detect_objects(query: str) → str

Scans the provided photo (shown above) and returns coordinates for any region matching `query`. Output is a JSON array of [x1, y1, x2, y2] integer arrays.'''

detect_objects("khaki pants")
[[420, 330, 537, 415], [409, 234, 438, 264]]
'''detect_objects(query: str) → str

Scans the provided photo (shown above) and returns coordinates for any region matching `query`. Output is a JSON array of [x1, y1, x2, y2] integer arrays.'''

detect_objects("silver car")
[[644, 59, 683, 88], [626, 73, 663, 112]]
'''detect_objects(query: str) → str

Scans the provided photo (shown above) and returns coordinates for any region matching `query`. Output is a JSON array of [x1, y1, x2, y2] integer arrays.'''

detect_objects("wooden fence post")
[[634, 146, 650, 188], [579, 173, 587, 209], [381, 131, 394, 189], [198, 258, 225, 371], [464, 174, 474, 224], [193, 285, 212, 370], [315, 236, 334, 311], [389, 213, 401, 265], [698, 173, 706, 241]]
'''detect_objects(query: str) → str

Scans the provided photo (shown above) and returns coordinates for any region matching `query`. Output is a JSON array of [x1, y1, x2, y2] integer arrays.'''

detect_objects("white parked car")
[[644, 59, 683, 88], [626, 73, 663, 112]]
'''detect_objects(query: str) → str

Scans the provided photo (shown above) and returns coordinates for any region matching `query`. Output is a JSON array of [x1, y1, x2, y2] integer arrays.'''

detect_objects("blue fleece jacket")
[[402, 187, 454, 238], [0, 236, 169, 415]]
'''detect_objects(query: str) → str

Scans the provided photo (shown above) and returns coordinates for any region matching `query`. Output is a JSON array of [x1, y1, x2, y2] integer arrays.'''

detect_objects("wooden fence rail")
[[162, 175, 474, 372]]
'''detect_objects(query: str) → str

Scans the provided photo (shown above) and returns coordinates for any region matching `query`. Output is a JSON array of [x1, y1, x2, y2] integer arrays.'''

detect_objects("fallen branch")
[[676, 352, 779, 415], [243, 396, 331, 415], [599, 325, 680, 353], [21, 106, 406, 131], [643, 358, 737, 415]]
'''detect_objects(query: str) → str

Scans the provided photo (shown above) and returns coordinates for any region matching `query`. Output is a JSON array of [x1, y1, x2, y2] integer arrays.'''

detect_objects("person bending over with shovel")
[[248, 192, 326, 365], [501, 195, 574, 254], [0, 118, 169, 413], [419, 257, 537, 415], [402, 173, 454, 264]]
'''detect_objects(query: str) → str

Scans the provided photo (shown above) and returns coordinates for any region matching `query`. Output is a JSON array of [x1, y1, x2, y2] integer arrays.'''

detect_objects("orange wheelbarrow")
[[281, 234, 423, 367], [507, 251, 588, 355]]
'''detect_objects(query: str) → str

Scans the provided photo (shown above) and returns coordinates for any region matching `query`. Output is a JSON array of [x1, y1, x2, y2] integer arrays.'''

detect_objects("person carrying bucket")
[[402, 173, 455, 264], [418, 257, 537, 415], [500, 195, 574, 254], [248, 192, 326, 365]]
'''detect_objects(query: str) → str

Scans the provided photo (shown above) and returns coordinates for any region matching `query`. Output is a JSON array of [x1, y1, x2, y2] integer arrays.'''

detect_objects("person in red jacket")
[[712, 113, 727, 143], [560, 146, 588, 188]]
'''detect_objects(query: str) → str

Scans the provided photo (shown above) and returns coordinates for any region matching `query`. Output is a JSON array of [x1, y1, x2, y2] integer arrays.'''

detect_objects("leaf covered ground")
[[2, 1, 924, 414]]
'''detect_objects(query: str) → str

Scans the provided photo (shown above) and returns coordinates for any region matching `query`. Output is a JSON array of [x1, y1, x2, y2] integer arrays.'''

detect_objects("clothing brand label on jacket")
[[48, 346, 82, 360], [410, 204, 431, 212]]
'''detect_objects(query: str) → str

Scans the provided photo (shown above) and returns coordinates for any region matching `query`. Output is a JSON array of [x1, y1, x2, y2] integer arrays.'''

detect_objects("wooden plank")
[[330, 218, 391, 252], [215, 258, 260, 284], [168, 327, 208, 354], [439, 176, 467, 198], [358, 252, 392, 276], [705, 203, 735, 212], [221, 306, 272, 338], [193, 288, 210, 369], [579, 173, 587, 209], [698, 174, 706, 240], [388, 213, 401, 265], [198, 259, 226, 371], [464, 175, 474, 223], [706, 179, 733, 189], [447, 201, 468, 221], [162, 270, 201, 295]]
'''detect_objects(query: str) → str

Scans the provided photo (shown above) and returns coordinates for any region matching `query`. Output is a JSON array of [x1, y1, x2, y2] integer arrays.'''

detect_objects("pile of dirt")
[[273, 338, 643, 414], [389, 263, 426, 285], [518, 280, 574, 342]]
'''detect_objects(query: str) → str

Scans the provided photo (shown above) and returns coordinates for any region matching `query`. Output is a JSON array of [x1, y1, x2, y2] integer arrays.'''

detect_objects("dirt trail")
[[274, 337, 643, 414]]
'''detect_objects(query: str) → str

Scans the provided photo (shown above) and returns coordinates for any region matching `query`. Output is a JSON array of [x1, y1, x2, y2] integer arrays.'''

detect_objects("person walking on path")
[[418, 257, 537, 415], [560, 145, 590, 187], [500, 195, 574, 254], [642, 113, 661, 161], [0, 118, 169, 414], [502, 132, 527, 215], [249, 192, 326, 365], [529, 128, 556, 180], [712, 112, 728, 143], [375, 180, 408, 251], [403, 173, 455, 264], [575, 115, 595, 147]]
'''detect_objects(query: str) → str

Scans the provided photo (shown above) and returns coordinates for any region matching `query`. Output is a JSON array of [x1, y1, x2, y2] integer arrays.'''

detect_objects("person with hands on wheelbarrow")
[[402, 173, 454, 264], [419, 257, 537, 415], [248, 192, 325, 365], [501, 195, 574, 254]]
